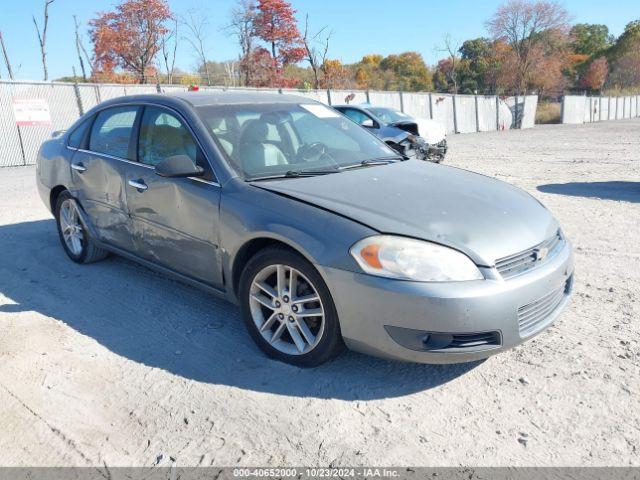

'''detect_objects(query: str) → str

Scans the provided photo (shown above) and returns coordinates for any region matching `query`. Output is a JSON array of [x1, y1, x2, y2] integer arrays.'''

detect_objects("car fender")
[[218, 179, 377, 301]]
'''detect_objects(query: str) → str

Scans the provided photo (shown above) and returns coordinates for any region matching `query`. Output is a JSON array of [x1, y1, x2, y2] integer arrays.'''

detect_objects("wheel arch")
[[50, 185, 68, 212], [229, 234, 318, 301]]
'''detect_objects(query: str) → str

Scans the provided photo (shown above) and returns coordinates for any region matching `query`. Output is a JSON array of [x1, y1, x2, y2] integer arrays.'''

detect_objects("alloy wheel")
[[59, 199, 84, 256], [248, 264, 325, 355]]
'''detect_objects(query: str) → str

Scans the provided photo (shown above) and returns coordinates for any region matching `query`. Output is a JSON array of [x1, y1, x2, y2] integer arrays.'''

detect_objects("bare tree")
[[181, 9, 212, 85], [223, 60, 239, 87], [33, 0, 55, 81], [0, 31, 14, 80], [302, 14, 331, 90], [487, 0, 570, 94], [161, 17, 179, 84], [72, 15, 91, 81], [227, 0, 257, 86], [438, 34, 461, 94]]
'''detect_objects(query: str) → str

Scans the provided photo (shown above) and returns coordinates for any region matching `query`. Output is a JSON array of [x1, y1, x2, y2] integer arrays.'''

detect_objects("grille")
[[496, 230, 563, 279], [518, 279, 571, 337]]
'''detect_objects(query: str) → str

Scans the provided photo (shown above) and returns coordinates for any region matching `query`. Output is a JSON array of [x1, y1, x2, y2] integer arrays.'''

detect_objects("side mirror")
[[155, 155, 204, 178], [361, 118, 375, 128]]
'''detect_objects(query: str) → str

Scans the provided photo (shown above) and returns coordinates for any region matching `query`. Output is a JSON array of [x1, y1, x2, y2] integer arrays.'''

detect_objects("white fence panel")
[[402, 92, 431, 120], [615, 97, 624, 119], [477, 96, 497, 132], [431, 94, 455, 133], [521, 95, 538, 129], [498, 98, 515, 130], [454, 95, 476, 133], [599, 97, 609, 121], [561, 96, 586, 124], [282, 89, 329, 104], [329, 90, 367, 105], [368, 91, 402, 110]]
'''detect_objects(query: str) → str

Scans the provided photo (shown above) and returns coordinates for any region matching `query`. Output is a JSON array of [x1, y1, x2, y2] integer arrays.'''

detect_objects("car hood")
[[413, 118, 446, 144], [255, 161, 558, 266]]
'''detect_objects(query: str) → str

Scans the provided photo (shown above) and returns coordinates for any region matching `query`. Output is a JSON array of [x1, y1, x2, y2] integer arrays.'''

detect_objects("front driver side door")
[[124, 105, 223, 288]]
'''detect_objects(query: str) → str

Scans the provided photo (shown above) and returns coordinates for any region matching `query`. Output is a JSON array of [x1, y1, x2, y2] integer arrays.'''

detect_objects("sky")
[[0, 0, 638, 81]]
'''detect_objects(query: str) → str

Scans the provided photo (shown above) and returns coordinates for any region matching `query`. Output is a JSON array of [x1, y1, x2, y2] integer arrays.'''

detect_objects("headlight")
[[350, 235, 483, 282]]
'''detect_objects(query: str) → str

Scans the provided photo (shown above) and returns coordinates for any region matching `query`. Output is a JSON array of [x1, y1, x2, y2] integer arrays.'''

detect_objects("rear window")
[[89, 106, 138, 160]]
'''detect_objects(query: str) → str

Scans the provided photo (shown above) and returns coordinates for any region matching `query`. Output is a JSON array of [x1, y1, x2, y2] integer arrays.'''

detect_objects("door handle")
[[71, 162, 86, 173], [128, 179, 148, 191]]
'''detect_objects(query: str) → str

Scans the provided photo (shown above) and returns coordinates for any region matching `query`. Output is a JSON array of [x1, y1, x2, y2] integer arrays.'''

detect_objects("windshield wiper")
[[340, 155, 405, 170], [249, 168, 340, 181], [283, 168, 339, 177]]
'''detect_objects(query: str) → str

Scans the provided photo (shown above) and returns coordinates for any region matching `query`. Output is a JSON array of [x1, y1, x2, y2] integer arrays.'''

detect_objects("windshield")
[[368, 107, 410, 123], [196, 103, 398, 180]]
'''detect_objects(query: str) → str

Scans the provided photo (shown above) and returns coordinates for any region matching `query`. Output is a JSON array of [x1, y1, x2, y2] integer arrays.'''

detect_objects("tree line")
[[1, 0, 639, 99]]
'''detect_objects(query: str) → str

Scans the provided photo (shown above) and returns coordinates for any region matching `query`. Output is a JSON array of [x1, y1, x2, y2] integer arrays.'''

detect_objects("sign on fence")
[[12, 98, 51, 126]]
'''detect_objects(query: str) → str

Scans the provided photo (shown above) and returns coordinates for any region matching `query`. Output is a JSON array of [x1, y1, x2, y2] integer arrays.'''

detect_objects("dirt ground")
[[0, 119, 638, 467]]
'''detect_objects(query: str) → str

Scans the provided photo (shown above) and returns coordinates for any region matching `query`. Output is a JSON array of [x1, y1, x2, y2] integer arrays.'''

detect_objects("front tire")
[[55, 191, 108, 264], [239, 247, 343, 367]]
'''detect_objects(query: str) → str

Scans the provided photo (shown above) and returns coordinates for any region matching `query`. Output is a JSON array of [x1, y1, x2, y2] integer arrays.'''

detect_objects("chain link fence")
[[0, 80, 537, 167]]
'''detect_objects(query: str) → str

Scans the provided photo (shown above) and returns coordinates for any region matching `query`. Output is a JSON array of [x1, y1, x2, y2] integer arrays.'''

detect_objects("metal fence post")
[[326, 89, 332, 105], [496, 96, 500, 130], [452, 94, 458, 133], [428, 93, 433, 119], [474, 95, 480, 132], [365, 90, 370, 104], [399, 91, 404, 112]]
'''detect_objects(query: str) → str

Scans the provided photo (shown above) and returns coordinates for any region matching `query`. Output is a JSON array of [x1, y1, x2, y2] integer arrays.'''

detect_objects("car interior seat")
[[237, 119, 288, 174]]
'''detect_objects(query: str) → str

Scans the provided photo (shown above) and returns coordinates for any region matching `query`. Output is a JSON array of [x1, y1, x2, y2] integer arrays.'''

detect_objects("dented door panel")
[[70, 149, 136, 251], [124, 164, 223, 288]]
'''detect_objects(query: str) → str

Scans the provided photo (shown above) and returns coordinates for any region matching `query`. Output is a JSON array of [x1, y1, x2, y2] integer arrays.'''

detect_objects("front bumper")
[[321, 241, 573, 364]]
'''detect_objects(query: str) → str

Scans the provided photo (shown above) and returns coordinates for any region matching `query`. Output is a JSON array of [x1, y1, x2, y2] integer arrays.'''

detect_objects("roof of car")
[[166, 90, 315, 106]]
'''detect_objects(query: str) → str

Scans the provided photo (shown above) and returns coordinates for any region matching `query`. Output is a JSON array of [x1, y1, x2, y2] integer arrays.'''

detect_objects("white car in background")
[[334, 104, 447, 162]]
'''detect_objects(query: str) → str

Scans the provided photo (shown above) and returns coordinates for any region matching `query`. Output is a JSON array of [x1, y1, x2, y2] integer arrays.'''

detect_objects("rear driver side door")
[[123, 105, 223, 288]]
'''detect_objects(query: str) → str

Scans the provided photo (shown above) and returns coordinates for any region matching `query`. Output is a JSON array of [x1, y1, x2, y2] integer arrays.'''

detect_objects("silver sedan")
[[36, 91, 574, 367]]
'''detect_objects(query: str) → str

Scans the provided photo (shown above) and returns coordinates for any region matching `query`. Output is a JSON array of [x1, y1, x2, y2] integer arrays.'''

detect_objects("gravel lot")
[[0, 119, 638, 467]]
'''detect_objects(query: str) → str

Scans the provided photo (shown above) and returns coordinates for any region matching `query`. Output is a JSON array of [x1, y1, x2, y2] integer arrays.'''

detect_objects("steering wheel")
[[296, 142, 328, 163]]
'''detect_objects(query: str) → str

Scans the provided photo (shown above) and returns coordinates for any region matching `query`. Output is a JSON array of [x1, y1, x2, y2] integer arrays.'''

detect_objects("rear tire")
[[54, 191, 109, 264], [239, 246, 344, 367]]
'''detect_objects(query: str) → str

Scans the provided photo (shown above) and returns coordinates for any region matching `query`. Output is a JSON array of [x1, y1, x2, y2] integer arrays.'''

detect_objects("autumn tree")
[[580, 56, 608, 92], [90, 0, 172, 83], [380, 52, 433, 91], [253, 0, 306, 87], [487, 0, 570, 94]]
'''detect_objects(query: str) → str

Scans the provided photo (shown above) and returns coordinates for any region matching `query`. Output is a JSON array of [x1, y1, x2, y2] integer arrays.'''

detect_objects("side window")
[[341, 108, 371, 126], [68, 117, 92, 149], [138, 107, 199, 168], [89, 107, 138, 160]]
